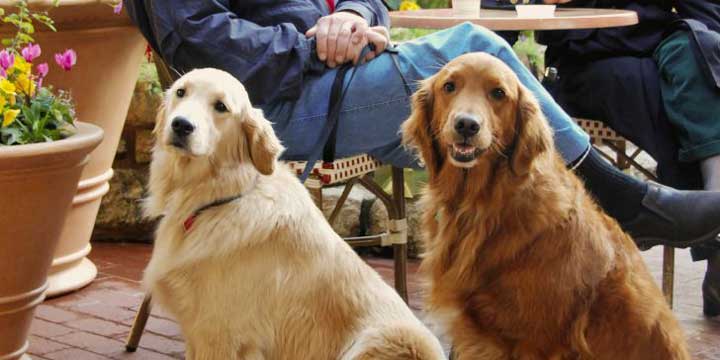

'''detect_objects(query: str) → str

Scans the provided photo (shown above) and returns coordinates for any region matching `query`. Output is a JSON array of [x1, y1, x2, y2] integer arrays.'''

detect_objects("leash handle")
[[299, 44, 376, 183]]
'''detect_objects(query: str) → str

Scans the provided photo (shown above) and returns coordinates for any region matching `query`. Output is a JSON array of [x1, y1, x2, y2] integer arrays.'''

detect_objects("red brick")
[[72, 302, 138, 323], [143, 317, 182, 339], [34, 305, 80, 323], [44, 348, 110, 360], [29, 319, 75, 338], [137, 333, 185, 356], [27, 335, 70, 355], [78, 288, 145, 310], [108, 348, 180, 360], [65, 318, 130, 337], [54, 332, 125, 355]]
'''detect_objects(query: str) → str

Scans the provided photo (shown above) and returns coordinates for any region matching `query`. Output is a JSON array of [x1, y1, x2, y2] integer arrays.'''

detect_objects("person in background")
[[124, 0, 720, 314], [535, 0, 720, 316]]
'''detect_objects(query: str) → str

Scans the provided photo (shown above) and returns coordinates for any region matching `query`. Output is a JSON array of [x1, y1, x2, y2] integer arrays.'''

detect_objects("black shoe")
[[703, 249, 720, 317], [703, 277, 720, 317], [620, 182, 720, 249]]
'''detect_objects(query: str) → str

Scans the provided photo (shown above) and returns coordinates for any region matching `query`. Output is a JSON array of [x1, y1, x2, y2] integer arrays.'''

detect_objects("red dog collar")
[[182, 194, 243, 233]]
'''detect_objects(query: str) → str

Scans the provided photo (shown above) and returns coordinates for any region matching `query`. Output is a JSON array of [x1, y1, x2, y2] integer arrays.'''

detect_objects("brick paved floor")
[[27, 243, 720, 359]]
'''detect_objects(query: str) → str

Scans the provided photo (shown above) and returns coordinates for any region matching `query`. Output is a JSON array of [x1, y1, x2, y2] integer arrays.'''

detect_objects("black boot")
[[703, 249, 720, 317], [575, 149, 720, 249], [621, 182, 720, 249]]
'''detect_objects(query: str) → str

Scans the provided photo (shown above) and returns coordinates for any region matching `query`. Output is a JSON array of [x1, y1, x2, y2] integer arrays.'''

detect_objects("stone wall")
[[92, 78, 160, 242], [91, 69, 425, 257]]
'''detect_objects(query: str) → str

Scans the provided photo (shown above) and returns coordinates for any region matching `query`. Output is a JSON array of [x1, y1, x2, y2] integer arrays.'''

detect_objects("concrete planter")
[[0, 122, 103, 360], [0, 0, 147, 296]]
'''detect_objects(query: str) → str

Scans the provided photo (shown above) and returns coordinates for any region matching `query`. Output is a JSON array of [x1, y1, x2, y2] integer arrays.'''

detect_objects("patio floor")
[[27, 242, 720, 359]]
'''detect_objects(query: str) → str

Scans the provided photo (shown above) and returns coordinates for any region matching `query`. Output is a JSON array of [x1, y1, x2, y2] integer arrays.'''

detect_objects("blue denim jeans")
[[263, 23, 589, 168]]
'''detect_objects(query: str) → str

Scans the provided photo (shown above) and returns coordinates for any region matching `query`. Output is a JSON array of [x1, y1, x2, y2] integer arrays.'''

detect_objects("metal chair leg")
[[125, 293, 152, 352], [662, 246, 675, 308], [307, 174, 323, 209], [391, 167, 409, 303]]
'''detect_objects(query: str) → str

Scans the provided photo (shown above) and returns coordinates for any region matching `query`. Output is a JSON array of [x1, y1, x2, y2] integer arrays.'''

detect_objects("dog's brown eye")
[[176, 88, 185, 98], [443, 81, 456, 93], [214, 101, 228, 113], [490, 88, 506, 100]]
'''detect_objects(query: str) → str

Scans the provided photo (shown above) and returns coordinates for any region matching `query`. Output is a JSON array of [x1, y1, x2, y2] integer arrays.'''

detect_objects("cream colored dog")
[[143, 68, 445, 360]]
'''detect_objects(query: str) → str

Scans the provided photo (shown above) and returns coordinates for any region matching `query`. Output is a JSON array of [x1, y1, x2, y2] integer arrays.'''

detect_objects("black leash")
[[182, 176, 259, 232], [299, 44, 376, 182]]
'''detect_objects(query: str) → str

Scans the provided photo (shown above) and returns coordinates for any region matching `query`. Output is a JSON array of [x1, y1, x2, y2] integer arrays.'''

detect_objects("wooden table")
[[389, 8, 638, 31]]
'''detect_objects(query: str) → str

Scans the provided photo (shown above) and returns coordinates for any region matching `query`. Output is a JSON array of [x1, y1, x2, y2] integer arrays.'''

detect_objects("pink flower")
[[0, 50, 14, 70], [36, 62, 48, 78], [21, 43, 41, 62], [36, 62, 49, 87], [54, 49, 76, 71], [113, 2, 122, 14]]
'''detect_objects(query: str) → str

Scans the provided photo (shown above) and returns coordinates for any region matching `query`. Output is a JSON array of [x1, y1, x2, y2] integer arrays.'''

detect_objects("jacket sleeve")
[[675, 0, 720, 33], [125, 0, 326, 106], [335, 0, 390, 27]]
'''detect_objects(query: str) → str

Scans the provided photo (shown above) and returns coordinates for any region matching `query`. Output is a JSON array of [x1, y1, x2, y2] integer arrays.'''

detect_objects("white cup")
[[452, 0, 480, 17]]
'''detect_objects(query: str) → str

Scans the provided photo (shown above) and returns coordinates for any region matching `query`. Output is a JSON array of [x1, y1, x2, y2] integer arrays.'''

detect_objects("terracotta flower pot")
[[0, 122, 103, 360], [0, 0, 147, 296]]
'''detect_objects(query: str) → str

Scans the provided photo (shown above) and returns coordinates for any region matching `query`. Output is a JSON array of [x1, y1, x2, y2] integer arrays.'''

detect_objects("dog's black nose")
[[171, 117, 195, 137], [454, 116, 480, 138]]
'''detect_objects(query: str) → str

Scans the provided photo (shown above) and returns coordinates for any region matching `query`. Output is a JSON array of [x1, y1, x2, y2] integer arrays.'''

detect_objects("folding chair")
[[125, 55, 409, 352]]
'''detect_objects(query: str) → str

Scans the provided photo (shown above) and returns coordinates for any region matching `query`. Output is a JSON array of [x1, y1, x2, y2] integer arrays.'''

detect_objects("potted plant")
[[0, 0, 146, 296], [0, 2, 103, 359]]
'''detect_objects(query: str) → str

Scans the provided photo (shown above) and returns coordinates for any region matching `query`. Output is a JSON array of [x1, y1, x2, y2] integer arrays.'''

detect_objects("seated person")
[[124, 0, 720, 313], [536, 0, 720, 315]]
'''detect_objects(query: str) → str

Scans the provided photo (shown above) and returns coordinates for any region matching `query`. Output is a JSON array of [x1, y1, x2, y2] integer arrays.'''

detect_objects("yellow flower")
[[2, 108, 20, 127], [11, 57, 31, 76], [0, 95, 6, 109], [0, 78, 15, 95], [15, 74, 35, 96], [400, 0, 421, 11]]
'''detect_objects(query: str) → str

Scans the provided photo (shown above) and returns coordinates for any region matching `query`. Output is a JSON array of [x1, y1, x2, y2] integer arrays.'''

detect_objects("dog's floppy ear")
[[402, 77, 442, 177], [242, 107, 285, 175], [145, 103, 170, 219], [509, 84, 552, 176], [152, 103, 166, 138]]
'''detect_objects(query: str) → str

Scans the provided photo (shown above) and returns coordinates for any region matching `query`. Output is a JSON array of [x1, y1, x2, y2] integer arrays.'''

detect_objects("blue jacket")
[[537, 0, 720, 89], [124, 0, 390, 105]]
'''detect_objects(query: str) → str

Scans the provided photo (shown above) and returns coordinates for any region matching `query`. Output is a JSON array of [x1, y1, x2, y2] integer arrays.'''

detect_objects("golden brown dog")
[[144, 68, 445, 360], [402, 53, 689, 360]]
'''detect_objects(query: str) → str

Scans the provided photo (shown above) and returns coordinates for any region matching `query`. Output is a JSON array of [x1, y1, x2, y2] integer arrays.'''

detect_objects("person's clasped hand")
[[306, 11, 391, 68]]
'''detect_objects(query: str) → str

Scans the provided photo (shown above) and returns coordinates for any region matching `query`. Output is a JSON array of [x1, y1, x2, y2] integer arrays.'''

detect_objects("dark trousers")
[[543, 30, 720, 261]]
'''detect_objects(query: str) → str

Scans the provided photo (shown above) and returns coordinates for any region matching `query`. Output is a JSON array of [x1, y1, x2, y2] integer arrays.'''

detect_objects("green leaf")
[[1, 127, 24, 145], [16, 33, 34, 45], [19, 21, 33, 34]]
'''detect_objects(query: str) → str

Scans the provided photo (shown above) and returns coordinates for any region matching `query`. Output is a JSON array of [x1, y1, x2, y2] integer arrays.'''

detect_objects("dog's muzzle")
[[170, 116, 195, 148], [450, 115, 484, 163]]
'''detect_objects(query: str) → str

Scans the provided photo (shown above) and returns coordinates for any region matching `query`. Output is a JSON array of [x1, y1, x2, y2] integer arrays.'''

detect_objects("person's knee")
[[655, 31, 694, 71], [455, 22, 512, 50]]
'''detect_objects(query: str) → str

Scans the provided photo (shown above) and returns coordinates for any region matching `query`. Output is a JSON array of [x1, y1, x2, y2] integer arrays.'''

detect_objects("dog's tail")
[[341, 321, 446, 360]]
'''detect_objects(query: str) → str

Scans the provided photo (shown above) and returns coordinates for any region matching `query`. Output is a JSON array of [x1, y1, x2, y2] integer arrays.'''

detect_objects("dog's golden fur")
[[402, 53, 689, 360], [144, 68, 444, 360]]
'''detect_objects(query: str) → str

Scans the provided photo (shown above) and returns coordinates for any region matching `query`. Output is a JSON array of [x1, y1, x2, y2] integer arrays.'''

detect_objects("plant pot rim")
[[0, 0, 116, 6], [0, 0, 136, 31], [0, 121, 103, 160]]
